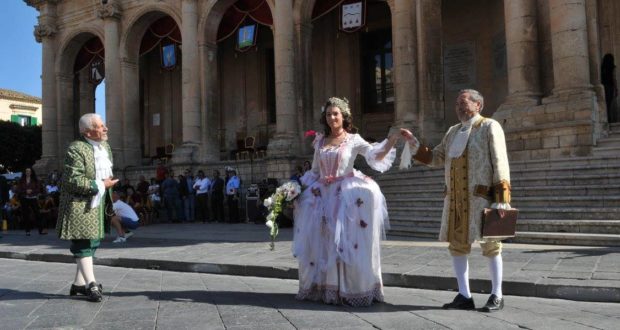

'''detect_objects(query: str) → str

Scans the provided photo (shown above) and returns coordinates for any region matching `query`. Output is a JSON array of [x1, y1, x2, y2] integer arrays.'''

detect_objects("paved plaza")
[[0, 223, 619, 329], [0, 258, 619, 330]]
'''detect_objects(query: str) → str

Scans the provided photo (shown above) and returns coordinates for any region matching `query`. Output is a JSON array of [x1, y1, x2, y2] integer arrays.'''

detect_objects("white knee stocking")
[[488, 254, 503, 298], [76, 257, 96, 285], [452, 255, 471, 298], [73, 263, 86, 286]]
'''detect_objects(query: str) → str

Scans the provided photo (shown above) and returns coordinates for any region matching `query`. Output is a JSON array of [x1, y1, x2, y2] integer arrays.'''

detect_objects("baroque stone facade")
[[25, 0, 618, 179]]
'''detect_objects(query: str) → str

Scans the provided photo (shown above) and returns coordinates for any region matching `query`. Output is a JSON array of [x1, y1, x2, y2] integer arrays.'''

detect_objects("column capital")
[[97, 1, 122, 20], [34, 23, 57, 43]]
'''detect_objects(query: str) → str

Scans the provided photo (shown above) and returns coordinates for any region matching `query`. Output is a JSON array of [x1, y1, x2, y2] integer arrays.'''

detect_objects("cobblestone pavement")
[[0, 259, 618, 330], [1, 223, 619, 302]]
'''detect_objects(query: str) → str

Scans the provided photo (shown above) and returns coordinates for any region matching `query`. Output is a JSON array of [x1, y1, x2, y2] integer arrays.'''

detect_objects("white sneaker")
[[124, 231, 134, 239], [113, 236, 127, 243]]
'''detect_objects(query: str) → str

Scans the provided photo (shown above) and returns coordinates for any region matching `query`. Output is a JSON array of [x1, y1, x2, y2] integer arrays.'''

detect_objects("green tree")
[[0, 120, 42, 172]]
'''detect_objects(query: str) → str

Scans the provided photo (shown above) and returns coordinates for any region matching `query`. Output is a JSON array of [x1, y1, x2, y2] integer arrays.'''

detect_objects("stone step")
[[387, 225, 438, 239], [592, 145, 620, 157], [383, 185, 620, 198], [511, 196, 620, 208], [389, 206, 620, 220], [516, 219, 620, 234], [595, 135, 620, 147], [389, 216, 441, 228], [511, 232, 620, 246]]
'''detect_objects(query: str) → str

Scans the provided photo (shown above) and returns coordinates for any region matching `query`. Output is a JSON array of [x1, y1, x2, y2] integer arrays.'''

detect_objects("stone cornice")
[[97, 1, 122, 20], [24, 0, 59, 10], [34, 23, 57, 43]]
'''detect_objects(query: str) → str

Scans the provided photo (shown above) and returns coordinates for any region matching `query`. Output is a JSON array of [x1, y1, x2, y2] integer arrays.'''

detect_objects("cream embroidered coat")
[[422, 117, 510, 243]]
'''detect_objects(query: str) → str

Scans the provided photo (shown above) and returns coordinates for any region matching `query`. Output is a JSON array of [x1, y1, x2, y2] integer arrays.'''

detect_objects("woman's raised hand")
[[399, 128, 415, 142]]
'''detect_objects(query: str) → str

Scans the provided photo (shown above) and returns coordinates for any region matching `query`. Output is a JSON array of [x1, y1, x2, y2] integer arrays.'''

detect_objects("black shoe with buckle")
[[442, 293, 475, 310], [481, 294, 504, 312], [86, 282, 103, 302], [70, 283, 102, 296]]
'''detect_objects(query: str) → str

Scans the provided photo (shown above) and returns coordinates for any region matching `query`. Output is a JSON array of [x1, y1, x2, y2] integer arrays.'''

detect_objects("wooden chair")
[[236, 136, 256, 160]]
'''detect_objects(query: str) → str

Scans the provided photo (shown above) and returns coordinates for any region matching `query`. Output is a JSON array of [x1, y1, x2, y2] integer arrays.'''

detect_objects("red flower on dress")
[[304, 130, 317, 138]]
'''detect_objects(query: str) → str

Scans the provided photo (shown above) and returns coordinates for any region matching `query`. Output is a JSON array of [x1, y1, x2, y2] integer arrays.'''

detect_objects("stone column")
[[294, 22, 313, 155], [549, 0, 592, 95], [56, 73, 75, 153], [199, 42, 220, 162], [390, 0, 418, 128], [97, 0, 124, 167], [503, 0, 542, 104], [176, 0, 201, 164], [120, 58, 141, 166], [29, 0, 58, 173], [416, 0, 444, 144], [268, 0, 299, 157]]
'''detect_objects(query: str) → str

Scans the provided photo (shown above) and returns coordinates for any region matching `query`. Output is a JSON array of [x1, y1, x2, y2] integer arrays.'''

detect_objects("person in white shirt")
[[193, 170, 211, 223], [111, 191, 140, 243]]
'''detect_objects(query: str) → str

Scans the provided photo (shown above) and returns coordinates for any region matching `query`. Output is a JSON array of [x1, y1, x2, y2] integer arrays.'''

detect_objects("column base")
[[171, 143, 200, 165], [267, 133, 299, 157]]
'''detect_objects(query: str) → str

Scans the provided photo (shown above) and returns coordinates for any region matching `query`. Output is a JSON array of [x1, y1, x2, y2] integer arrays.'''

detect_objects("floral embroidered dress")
[[293, 132, 395, 306]]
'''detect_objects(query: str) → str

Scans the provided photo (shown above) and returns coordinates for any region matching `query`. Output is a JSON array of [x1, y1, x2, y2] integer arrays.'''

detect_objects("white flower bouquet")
[[264, 180, 302, 250]]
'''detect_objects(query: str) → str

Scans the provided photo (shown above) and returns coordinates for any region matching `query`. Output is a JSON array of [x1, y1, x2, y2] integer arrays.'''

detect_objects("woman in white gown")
[[293, 97, 397, 306]]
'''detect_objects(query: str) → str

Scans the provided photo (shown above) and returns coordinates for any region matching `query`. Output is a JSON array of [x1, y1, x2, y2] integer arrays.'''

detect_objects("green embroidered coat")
[[56, 138, 113, 240]]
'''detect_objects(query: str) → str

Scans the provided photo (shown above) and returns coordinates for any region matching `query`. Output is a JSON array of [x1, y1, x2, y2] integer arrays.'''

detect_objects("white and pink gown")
[[293, 132, 395, 306]]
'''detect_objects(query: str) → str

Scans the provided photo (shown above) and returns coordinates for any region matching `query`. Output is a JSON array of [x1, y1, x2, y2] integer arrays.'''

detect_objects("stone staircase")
[[593, 122, 620, 156], [371, 152, 620, 246]]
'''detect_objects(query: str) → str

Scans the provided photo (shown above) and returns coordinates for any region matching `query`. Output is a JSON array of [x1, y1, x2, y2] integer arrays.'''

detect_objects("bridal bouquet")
[[264, 180, 302, 250]]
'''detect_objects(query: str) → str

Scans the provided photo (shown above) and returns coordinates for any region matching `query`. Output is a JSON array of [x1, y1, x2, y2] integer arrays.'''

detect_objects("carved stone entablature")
[[34, 23, 57, 43], [96, 1, 122, 20]]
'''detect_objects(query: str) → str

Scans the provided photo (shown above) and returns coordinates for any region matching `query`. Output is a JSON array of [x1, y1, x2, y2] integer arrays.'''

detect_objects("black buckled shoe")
[[69, 284, 87, 296], [442, 293, 475, 310], [481, 294, 504, 312], [70, 283, 102, 296], [86, 282, 103, 302]]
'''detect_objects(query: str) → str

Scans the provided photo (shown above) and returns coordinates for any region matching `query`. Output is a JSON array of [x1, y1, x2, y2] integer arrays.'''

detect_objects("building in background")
[[0, 88, 42, 127]]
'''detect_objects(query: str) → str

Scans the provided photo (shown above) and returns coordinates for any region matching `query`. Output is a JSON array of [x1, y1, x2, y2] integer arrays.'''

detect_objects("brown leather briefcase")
[[481, 208, 518, 239]]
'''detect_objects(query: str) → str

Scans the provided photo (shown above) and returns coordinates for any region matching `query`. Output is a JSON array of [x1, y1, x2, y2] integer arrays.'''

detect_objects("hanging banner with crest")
[[89, 58, 105, 85], [340, 0, 365, 33]]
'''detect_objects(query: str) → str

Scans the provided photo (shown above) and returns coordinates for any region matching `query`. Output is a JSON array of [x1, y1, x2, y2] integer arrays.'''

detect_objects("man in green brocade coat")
[[56, 113, 118, 302]]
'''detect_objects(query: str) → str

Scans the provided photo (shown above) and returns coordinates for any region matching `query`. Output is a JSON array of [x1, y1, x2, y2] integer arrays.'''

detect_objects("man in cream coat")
[[400, 89, 511, 312]]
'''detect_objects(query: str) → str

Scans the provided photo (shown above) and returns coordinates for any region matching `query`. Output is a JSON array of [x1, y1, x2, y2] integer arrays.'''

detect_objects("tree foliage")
[[0, 120, 42, 172]]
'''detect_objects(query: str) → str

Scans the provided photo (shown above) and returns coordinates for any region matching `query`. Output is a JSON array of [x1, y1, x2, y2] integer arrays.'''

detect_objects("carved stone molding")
[[25, 0, 60, 10], [34, 23, 57, 43], [97, 1, 122, 20]]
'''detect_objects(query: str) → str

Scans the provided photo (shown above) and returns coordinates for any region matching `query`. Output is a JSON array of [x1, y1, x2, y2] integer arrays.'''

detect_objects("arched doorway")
[[310, 0, 393, 141], [215, 0, 275, 160], [56, 33, 105, 149], [138, 16, 183, 162]]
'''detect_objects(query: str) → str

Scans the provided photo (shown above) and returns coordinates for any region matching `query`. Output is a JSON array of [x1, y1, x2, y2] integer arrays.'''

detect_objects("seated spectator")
[[38, 193, 57, 235], [126, 187, 147, 224], [147, 178, 161, 220], [111, 191, 140, 243]]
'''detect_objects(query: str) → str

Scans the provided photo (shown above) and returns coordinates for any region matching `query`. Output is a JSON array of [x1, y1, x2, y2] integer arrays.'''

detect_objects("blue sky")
[[1, 1, 105, 121]]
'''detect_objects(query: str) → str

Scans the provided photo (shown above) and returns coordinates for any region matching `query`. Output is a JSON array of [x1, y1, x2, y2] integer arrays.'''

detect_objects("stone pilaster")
[[56, 73, 75, 154], [502, 0, 541, 105], [416, 0, 444, 145], [199, 42, 220, 162], [29, 0, 59, 174], [175, 0, 201, 164], [548, 0, 592, 96], [267, 0, 299, 157], [390, 0, 417, 129], [97, 0, 124, 167]]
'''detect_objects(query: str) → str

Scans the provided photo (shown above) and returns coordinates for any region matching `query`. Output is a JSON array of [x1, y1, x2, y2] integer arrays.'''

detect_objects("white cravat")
[[85, 137, 113, 209], [447, 114, 481, 159]]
